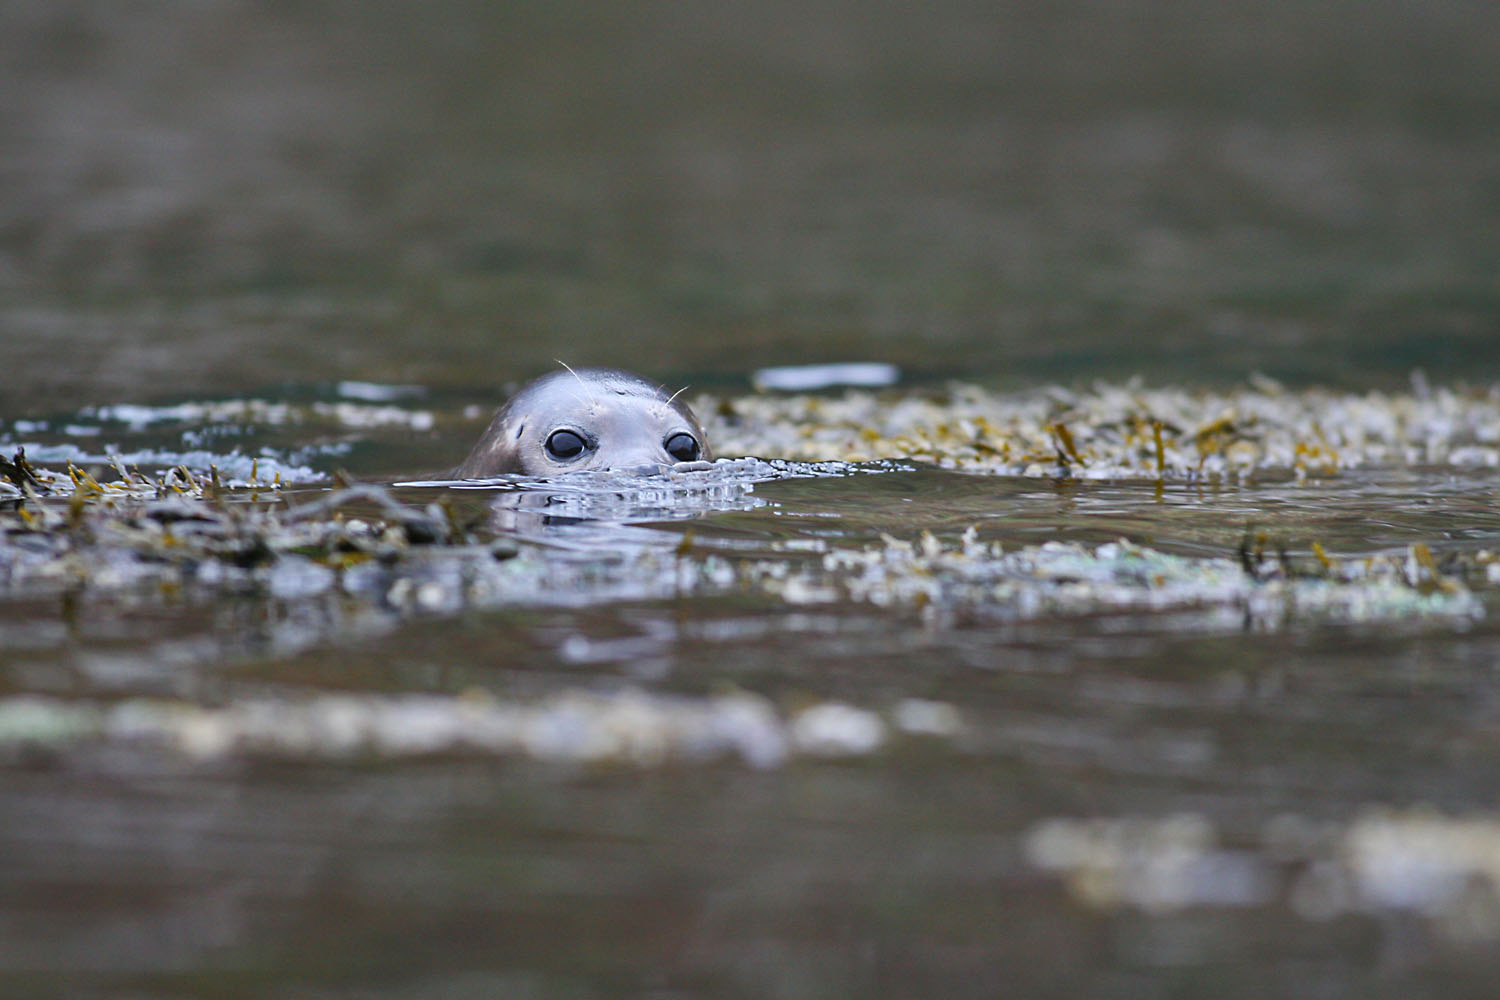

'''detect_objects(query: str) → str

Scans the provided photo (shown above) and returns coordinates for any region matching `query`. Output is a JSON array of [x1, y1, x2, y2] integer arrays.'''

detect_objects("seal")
[[453, 366, 713, 478]]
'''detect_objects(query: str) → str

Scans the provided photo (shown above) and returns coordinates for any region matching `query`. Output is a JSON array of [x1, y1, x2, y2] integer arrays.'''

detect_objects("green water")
[[4, 1, 1500, 997]]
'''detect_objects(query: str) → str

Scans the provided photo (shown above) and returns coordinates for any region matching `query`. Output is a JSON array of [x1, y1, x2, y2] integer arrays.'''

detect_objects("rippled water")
[[4, 381, 1500, 998]]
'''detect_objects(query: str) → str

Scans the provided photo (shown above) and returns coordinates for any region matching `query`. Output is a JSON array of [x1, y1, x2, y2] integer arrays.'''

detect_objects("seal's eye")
[[664, 432, 700, 463], [545, 429, 587, 461]]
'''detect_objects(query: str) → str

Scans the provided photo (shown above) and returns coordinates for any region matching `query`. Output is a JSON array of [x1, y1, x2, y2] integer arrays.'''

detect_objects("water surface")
[[5, 0, 1500, 995], [5, 381, 1500, 998]]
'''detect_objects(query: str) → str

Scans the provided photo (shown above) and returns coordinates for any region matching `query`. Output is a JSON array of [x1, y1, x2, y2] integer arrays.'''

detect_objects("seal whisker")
[[556, 359, 586, 388], [665, 384, 690, 407], [553, 359, 592, 409]]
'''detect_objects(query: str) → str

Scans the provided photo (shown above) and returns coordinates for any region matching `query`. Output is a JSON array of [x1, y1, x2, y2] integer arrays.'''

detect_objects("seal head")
[[453, 367, 712, 478]]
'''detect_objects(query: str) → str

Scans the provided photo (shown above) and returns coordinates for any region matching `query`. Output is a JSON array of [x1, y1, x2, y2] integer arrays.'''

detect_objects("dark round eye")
[[545, 429, 587, 461], [664, 433, 700, 463]]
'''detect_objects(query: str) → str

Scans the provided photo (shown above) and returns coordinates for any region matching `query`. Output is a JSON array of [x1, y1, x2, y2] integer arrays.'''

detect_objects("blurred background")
[[2, 0, 1498, 415]]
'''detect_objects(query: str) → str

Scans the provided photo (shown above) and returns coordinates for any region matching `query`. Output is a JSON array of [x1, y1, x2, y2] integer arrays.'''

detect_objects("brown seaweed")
[[0, 447, 49, 495]]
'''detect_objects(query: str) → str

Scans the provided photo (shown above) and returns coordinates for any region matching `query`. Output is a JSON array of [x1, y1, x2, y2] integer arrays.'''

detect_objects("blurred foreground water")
[[5, 378, 1500, 998]]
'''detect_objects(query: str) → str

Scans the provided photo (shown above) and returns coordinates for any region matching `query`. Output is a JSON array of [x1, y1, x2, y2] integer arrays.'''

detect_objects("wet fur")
[[453, 367, 711, 478]]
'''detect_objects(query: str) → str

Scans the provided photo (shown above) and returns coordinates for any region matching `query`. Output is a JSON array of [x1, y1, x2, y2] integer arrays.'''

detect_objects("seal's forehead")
[[571, 367, 670, 398], [516, 367, 665, 402], [499, 367, 704, 435], [513, 367, 691, 416]]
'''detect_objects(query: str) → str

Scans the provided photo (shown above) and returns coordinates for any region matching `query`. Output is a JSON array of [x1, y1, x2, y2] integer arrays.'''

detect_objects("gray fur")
[[453, 367, 712, 478]]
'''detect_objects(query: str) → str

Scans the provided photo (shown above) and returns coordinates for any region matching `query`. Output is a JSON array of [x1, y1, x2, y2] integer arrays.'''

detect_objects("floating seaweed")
[[699, 379, 1500, 481], [1, 379, 1495, 709], [0, 447, 48, 497]]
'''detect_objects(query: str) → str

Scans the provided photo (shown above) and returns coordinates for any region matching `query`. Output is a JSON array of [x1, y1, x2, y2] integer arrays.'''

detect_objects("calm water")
[[3, 0, 1500, 411], [4, 1, 1500, 997]]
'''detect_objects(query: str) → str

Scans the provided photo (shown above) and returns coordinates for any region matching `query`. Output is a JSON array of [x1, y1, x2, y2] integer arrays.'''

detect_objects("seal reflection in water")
[[453, 367, 713, 478]]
